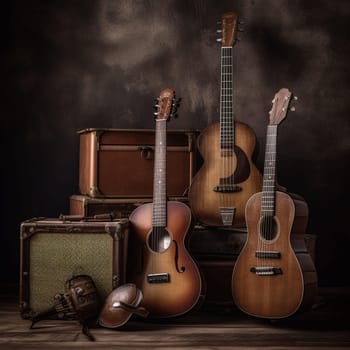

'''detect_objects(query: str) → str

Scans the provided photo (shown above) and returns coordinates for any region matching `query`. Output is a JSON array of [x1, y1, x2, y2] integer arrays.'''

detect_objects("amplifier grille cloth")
[[29, 233, 113, 312]]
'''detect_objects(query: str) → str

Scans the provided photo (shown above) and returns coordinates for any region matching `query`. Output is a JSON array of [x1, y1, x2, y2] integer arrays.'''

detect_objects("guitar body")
[[189, 121, 262, 227], [127, 201, 203, 318], [232, 191, 311, 319], [232, 88, 318, 319]]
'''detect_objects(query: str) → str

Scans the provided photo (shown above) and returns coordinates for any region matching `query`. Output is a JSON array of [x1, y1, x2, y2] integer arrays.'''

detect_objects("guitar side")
[[127, 201, 203, 318], [189, 121, 262, 227]]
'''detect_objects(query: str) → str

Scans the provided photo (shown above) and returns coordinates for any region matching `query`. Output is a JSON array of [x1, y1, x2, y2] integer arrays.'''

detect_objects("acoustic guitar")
[[231, 88, 318, 319], [188, 12, 262, 227], [127, 88, 203, 318]]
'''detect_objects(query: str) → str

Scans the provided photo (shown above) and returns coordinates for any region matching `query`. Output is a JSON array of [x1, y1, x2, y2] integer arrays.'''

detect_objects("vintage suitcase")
[[19, 217, 129, 318], [189, 226, 317, 306], [69, 194, 188, 217], [188, 226, 248, 261], [78, 128, 198, 198], [189, 226, 316, 262]]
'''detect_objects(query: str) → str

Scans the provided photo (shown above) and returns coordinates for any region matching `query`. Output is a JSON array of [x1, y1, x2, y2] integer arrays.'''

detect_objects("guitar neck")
[[152, 119, 167, 227], [261, 125, 278, 216], [220, 46, 234, 153]]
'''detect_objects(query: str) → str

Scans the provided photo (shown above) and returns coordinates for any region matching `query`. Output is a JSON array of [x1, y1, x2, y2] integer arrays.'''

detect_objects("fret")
[[220, 46, 234, 151], [152, 120, 167, 227], [261, 125, 278, 215]]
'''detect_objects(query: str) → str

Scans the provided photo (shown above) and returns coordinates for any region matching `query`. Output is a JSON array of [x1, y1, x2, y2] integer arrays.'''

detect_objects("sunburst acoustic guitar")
[[188, 12, 262, 227], [127, 88, 203, 318]]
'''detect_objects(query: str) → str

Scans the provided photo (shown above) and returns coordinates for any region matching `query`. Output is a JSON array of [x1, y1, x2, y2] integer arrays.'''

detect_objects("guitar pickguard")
[[219, 145, 251, 186]]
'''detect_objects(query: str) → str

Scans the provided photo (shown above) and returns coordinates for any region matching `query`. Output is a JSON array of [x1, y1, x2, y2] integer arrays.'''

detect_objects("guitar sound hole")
[[148, 227, 172, 253], [260, 216, 278, 241]]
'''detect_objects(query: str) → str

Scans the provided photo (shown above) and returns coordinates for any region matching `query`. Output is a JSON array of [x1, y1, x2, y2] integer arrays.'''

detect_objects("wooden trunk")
[[78, 128, 198, 198]]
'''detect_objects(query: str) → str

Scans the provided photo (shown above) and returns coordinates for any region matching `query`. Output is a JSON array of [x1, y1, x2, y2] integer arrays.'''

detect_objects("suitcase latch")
[[139, 146, 153, 160]]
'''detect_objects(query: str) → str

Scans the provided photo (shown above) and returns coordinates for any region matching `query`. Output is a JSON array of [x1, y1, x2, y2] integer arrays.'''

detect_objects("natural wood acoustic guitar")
[[127, 88, 203, 318], [188, 12, 262, 227], [231, 88, 318, 319]]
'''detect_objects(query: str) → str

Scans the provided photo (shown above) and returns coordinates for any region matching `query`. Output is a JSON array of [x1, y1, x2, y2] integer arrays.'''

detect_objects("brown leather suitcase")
[[69, 194, 188, 218], [197, 260, 236, 306], [78, 128, 198, 197], [19, 217, 129, 318], [188, 226, 248, 260]]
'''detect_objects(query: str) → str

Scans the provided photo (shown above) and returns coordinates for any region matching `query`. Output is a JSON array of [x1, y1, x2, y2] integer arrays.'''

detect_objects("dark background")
[[1, 0, 349, 290]]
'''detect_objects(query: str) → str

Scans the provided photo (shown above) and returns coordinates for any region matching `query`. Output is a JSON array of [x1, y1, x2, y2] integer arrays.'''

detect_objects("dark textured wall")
[[2, 0, 350, 288]]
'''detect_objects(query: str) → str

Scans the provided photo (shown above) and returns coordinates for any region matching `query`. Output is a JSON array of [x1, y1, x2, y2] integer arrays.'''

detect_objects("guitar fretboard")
[[152, 119, 167, 227], [261, 125, 278, 216], [220, 46, 234, 152]]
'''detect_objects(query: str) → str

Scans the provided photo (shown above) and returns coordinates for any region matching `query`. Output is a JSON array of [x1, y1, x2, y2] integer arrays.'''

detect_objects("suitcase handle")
[[59, 213, 116, 222]]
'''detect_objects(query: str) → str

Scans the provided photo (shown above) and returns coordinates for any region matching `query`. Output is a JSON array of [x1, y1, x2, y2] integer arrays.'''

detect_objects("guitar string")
[[220, 46, 225, 217], [271, 125, 276, 269], [220, 46, 234, 222], [264, 125, 273, 270], [264, 124, 273, 269], [228, 47, 234, 215], [152, 119, 158, 275], [153, 118, 164, 274], [263, 124, 278, 270], [156, 119, 167, 273], [261, 125, 270, 270], [222, 47, 226, 214]]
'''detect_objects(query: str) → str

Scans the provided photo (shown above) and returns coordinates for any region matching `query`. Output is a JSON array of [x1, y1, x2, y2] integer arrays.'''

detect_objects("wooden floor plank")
[[0, 287, 349, 349]]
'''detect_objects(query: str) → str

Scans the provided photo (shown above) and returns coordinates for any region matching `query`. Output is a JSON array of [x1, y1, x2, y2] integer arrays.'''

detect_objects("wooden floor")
[[0, 287, 349, 349]]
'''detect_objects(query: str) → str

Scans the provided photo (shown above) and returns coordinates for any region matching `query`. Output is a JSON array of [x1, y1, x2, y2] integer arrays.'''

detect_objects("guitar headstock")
[[153, 88, 180, 121], [218, 12, 239, 47], [268, 88, 296, 125]]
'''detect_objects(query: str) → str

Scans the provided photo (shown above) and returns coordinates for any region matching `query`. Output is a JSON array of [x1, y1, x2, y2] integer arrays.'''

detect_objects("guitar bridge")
[[147, 273, 170, 284], [219, 207, 236, 226], [213, 185, 242, 193], [250, 267, 283, 276]]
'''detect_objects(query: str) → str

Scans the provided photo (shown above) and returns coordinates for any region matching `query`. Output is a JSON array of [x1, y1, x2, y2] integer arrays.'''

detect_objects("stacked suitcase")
[[70, 128, 252, 306], [19, 128, 202, 317], [20, 128, 317, 316]]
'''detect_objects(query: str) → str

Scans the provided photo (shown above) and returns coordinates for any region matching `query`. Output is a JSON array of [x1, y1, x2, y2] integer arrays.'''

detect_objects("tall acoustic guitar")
[[231, 88, 318, 319], [127, 88, 203, 318], [188, 12, 262, 227]]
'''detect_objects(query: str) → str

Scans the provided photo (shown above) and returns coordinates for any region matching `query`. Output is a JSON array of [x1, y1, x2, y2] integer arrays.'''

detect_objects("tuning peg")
[[217, 20, 222, 25], [290, 106, 296, 112], [294, 96, 298, 100], [216, 29, 222, 33], [237, 26, 245, 32], [216, 38, 222, 42], [238, 20, 245, 25], [172, 98, 181, 106], [153, 112, 159, 116]]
